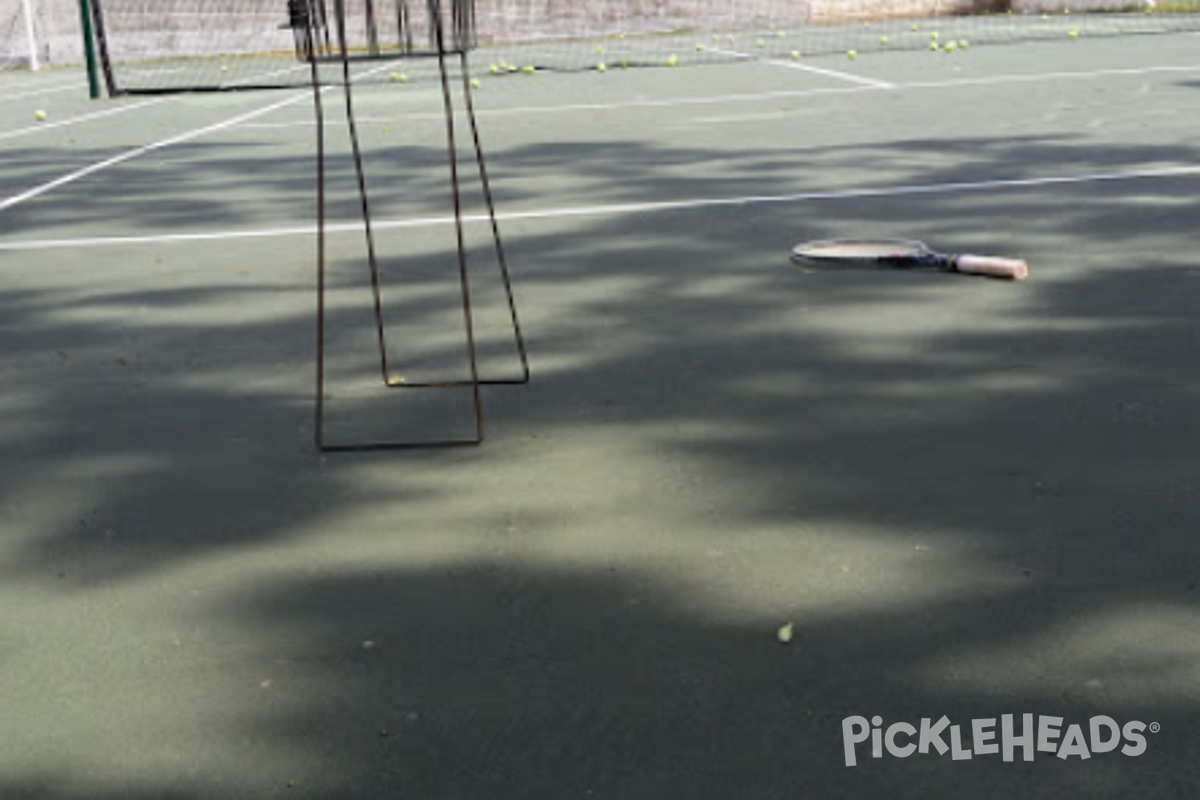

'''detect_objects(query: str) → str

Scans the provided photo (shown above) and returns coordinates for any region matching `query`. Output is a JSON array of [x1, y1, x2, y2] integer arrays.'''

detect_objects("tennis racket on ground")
[[791, 239, 1029, 281]]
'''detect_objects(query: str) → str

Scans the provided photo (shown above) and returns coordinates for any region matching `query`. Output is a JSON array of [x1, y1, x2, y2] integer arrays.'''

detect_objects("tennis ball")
[[959, 40, 970, 49], [929, 41, 939, 51], [777, 31, 787, 38], [930, 31, 939, 39], [34, 109, 47, 121], [757, 39, 766, 48], [388, 71, 401, 82], [620, 59, 629, 69], [880, 35, 890, 45], [911, 24, 918, 31], [944, 42, 957, 53], [1068, 29, 1079, 38], [522, 65, 536, 74], [489, 64, 499, 73], [666, 54, 678, 67], [696, 43, 705, 51], [596, 62, 607, 72], [791, 50, 801, 60], [596, 45, 605, 53], [847, 50, 857, 59], [471, 79, 481, 88]]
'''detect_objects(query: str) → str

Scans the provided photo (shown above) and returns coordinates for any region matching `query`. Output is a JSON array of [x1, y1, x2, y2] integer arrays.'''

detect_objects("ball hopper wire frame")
[[307, 0, 529, 451]]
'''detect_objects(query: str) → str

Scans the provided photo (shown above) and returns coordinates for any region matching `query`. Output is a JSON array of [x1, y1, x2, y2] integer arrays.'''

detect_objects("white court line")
[[0, 63, 311, 144], [3, 164, 1199, 252], [0, 94, 312, 213], [0, 98, 165, 142], [0, 82, 91, 102], [709, 46, 895, 88], [234, 62, 1200, 129], [0, 63, 384, 213]]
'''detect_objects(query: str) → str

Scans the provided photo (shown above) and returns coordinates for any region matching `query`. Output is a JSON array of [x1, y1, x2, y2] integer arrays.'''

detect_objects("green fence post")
[[77, 0, 101, 98]]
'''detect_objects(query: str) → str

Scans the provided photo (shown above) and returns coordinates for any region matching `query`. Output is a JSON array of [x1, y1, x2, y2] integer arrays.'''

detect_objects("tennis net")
[[89, 0, 1200, 94]]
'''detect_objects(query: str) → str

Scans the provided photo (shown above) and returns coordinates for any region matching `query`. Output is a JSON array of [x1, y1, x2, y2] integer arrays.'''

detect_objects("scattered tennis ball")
[[769, 24, 778, 31], [1068, 29, 1079, 38], [777, 622, 795, 644], [470, 79, 481, 88], [712, 34, 720, 41], [489, 64, 499, 73], [596, 62, 607, 72], [618, 33, 627, 40], [696, 43, 705, 51], [930, 31, 939, 40], [944, 42, 957, 53], [911, 23, 919, 31], [666, 54, 678, 67], [522, 65, 536, 74], [791, 50, 801, 60], [507, 65, 518, 73], [847, 50, 857, 59], [1041, 13, 1049, 19], [777, 31, 787, 38], [620, 59, 629, 69], [757, 39, 766, 48], [959, 40, 970, 49], [388, 71, 401, 82], [596, 45, 605, 53], [929, 41, 939, 51], [34, 109, 47, 121], [880, 35, 890, 45]]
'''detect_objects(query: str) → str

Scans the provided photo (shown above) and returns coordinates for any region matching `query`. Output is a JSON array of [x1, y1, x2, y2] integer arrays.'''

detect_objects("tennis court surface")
[[2, 2, 1200, 797]]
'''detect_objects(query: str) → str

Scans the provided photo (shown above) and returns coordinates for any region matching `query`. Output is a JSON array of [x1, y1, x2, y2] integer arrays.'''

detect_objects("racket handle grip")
[[954, 254, 1030, 281]]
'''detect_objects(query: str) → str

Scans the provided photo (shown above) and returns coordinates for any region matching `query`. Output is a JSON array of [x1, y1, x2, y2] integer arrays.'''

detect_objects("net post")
[[21, 0, 39, 71], [76, 0, 101, 98]]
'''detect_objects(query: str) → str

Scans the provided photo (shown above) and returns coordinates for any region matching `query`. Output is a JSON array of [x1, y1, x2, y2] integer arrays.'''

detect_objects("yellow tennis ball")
[[880, 35, 890, 45], [596, 62, 607, 72], [489, 64, 499, 73], [929, 42, 939, 51], [791, 50, 801, 60], [388, 71, 401, 82], [959, 40, 970, 49], [847, 50, 857, 59], [522, 65, 536, 74], [696, 43, 705, 51], [666, 54, 678, 67], [471, 79, 481, 88], [34, 109, 47, 121], [757, 39, 766, 48], [930, 31, 939, 39], [1068, 29, 1079, 38]]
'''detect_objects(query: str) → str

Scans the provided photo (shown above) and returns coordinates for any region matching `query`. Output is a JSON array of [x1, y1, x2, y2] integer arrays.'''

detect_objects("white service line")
[[0, 62, 393, 214], [762, 57, 895, 88], [3, 163, 1199, 252], [0, 93, 311, 213], [709, 45, 894, 88], [0, 82, 92, 102], [0, 97, 166, 142], [235, 62, 1200, 129]]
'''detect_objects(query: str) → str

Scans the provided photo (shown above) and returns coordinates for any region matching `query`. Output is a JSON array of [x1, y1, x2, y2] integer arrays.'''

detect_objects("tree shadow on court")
[[2, 126, 1199, 799]]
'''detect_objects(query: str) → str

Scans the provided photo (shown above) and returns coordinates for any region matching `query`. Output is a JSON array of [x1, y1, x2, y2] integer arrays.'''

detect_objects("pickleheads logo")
[[842, 715, 1158, 766]]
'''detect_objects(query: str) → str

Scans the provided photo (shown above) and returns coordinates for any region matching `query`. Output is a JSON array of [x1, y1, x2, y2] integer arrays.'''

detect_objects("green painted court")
[[2, 9, 1200, 798]]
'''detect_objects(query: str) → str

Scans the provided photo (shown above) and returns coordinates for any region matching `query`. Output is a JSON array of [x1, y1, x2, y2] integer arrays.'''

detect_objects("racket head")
[[790, 238, 935, 266]]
